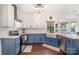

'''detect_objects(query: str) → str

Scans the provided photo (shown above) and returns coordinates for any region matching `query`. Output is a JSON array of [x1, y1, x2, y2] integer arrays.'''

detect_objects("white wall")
[[0, 28, 8, 36], [17, 9, 47, 33]]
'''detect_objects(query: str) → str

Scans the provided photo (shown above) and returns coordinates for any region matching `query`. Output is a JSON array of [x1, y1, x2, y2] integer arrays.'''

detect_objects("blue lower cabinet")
[[1, 37, 20, 55], [65, 48, 77, 55], [74, 39, 79, 55], [27, 34, 58, 46], [27, 34, 46, 44], [34, 34, 46, 43], [46, 37, 58, 47], [65, 38, 77, 55]]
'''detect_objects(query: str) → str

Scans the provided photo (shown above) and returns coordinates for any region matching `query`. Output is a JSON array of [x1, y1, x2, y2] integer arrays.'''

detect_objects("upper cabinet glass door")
[[47, 21, 54, 33], [70, 21, 77, 33], [60, 22, 68, 31]]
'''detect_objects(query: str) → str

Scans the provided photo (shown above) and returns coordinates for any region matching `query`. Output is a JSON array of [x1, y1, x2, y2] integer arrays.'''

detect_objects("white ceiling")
[[16, 4, 79, 20]]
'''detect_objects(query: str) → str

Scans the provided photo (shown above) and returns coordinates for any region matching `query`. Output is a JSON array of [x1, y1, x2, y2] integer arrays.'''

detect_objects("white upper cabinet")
[[8, 5, 14, 27], [0, 4, 14, 27]]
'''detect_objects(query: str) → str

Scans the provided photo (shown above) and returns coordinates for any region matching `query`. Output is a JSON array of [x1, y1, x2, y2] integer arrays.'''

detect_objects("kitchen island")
[[0, 36, 20, 55]]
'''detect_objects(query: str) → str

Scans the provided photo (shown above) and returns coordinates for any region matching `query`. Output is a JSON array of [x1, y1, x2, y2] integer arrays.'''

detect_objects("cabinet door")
[[7, 40, 16, 55], [66, 38, 74, 48], [46, 38, 53, 45], [65, 38, 77, 55], [2, 39, 16, 55], [0, 4, 8, 26], [74, 39, 79, 55], [2, 39, 9, 55], [46, 37, 50, 44], [28, 35, 34, 43], [8, 4, 14, 27], [46, 37, 58, 46], [51, 38, 58, 46], [34, 35, 40, 43], [40, 34, 45, 43], [0, 4, 14, 27]]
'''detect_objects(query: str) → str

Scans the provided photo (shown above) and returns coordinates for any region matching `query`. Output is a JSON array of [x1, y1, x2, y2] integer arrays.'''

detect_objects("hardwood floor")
[[19, 44, 64, 55]]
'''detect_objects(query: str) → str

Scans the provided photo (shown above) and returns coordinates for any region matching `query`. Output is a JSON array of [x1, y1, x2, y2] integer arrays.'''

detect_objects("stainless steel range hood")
[[12, 4, 23, 28], [12, 4, 23, 22]]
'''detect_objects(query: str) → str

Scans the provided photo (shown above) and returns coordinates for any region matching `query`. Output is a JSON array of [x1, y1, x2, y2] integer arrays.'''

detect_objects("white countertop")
[[26, 32, 46, 34], [0, 35, 20, 38], [46, 33, 57, 38], [46, 32, 79, 39], [0, 32, 79, 39], [57, 33, 79, 39]]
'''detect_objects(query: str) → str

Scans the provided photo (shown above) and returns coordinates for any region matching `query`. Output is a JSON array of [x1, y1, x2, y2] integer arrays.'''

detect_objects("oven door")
[[20, 35, 27, 52]]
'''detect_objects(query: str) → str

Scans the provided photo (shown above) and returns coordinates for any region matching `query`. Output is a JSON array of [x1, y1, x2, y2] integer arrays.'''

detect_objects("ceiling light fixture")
[[34, 4, 44, 15]]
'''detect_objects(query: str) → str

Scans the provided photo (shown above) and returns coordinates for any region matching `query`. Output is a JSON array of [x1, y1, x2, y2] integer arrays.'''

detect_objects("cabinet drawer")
[[16, 47, 20, 54], [16, 39, 20, 44], [16, 38, 20, 42], [16, 41, 20, 44], [16, 44, 20, 48], [66, 39, 74, 48]]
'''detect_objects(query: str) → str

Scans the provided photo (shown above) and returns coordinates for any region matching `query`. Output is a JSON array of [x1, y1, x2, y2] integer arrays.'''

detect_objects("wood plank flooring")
[[19, 44, 64, 55]]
